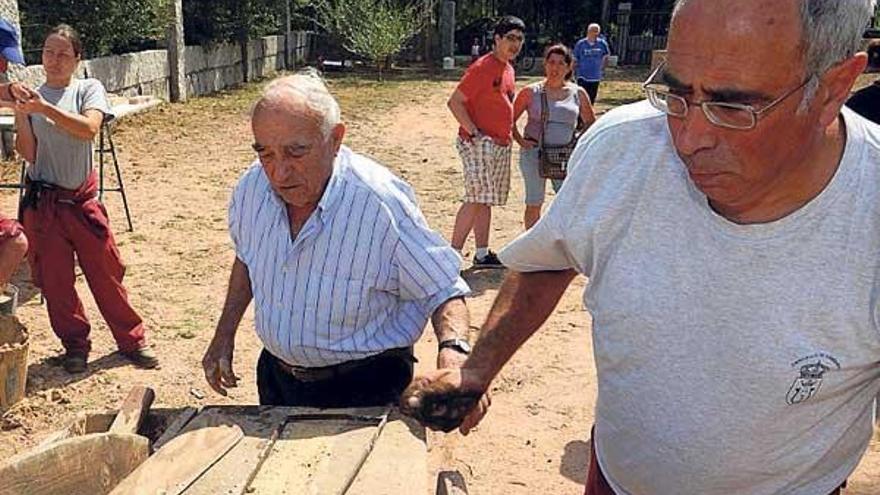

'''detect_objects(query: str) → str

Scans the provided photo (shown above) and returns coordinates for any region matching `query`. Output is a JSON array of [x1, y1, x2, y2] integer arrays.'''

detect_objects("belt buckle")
[[283, 362, 335, 382]]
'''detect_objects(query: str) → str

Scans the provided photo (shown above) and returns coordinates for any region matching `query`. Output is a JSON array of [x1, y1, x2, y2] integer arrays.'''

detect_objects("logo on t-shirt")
[[785, 352, 840, 405]]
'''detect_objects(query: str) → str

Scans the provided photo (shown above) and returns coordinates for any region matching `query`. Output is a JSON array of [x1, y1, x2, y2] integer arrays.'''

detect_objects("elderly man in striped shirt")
[[202, 73, 474, 409]]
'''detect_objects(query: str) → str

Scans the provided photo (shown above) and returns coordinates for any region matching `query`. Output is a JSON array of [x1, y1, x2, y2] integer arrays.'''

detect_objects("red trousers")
[[22, 173, 145, 354], [585, 431, 615, 495]]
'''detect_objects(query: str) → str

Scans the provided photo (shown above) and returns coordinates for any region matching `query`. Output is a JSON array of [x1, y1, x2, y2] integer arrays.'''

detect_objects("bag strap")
[[539, 84, 549, 150]]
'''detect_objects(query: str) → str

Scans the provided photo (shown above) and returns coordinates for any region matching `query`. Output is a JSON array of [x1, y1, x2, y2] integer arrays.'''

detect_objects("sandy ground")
[[0, 69, 878, 494]]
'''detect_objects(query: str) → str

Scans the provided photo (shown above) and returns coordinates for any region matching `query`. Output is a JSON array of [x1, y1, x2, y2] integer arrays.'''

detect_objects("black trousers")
[[256, 348, 414, 408], [577, 78, 601, 104]]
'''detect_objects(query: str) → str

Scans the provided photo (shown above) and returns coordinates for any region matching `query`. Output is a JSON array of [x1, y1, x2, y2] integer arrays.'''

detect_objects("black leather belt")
[[275, 347, 414, 382]]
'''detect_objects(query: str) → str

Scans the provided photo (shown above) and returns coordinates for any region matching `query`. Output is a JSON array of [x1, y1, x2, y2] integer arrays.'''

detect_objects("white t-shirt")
[[499, 101, 880, 495]]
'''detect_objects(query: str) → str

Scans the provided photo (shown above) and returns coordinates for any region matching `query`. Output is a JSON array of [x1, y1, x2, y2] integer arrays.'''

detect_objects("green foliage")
[[455, 0, 675, 44], [314, 0, 423, 78], [19, 0, 172, 61], [183, 0, 289, 46]]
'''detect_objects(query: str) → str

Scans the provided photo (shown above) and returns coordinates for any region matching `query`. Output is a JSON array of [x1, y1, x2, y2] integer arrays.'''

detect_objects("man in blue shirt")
[[573, 23, 611, 104], [202, 72, 479, 410]]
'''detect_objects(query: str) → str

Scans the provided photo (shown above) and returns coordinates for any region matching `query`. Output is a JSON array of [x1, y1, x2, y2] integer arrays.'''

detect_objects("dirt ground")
[[0, 68, 879, 494]]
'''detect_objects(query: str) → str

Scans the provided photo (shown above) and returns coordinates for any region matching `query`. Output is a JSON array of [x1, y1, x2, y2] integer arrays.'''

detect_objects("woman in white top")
[[512, 44, 595, 229]]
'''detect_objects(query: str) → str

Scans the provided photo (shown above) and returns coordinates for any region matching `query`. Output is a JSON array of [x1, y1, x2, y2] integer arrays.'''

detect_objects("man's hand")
[[399, 367, 491, 435], [202, 336, 239, 396], [517, 137, 538, 150]]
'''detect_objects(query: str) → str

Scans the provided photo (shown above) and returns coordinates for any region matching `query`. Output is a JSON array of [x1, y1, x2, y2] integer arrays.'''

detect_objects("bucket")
[[442, 56, 455, 70], [0, 315, 28, 410], [0, 284, 19, 315]]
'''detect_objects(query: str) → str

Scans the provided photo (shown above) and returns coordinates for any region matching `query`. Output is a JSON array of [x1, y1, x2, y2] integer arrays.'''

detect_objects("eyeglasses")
[[642, 61, 813, 130], [503, 33, 524, 43]]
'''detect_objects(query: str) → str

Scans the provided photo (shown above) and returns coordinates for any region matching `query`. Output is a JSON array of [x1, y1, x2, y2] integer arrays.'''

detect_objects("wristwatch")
[[439, 338, 472, 355]]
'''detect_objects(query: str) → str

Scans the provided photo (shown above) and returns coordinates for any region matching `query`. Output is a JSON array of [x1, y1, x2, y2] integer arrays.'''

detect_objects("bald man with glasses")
[[404, 0, 880, 494]]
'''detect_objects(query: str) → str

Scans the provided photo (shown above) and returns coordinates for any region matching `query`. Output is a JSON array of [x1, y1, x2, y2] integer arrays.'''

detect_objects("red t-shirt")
[[456, 53, 516, 145]]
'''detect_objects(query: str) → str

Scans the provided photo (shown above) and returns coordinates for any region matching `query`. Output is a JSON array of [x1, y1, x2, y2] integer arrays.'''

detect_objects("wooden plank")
[[109, 424, 243, 495], [152, 407, 199, 451], [109, 386, 155, 435], [181, 407, 290, 495], [346, 413, 428, 495], [0, 432, 148, 495], [246, 411, 388, 495], [435, 471, 469, 495], [0, 315, 28, 410]]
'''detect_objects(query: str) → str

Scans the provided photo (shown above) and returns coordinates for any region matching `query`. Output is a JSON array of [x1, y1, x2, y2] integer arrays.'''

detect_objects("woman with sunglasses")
[[14, 24, 157, 373], [512, 44, 596, 230]]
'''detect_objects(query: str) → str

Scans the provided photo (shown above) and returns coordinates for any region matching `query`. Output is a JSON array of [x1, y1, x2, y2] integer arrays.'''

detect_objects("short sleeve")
[[79, 79, 113, 119], [228, 165, 261, 265], [389, 181, 470, 306], [498, 210, 583, 274], [601, 39, 611, 56], [573, 40, 584, 62]]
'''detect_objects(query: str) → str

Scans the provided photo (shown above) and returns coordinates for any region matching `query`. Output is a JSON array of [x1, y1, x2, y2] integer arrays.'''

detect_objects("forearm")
[[14, 112, 35, 164], [41, 105, 100, 141], [431, 297, 470, 342], [512, 121, 526, 143], [448, 98, 478, 135], [213, 257, 253, 342], [466, 270, 577, 387]]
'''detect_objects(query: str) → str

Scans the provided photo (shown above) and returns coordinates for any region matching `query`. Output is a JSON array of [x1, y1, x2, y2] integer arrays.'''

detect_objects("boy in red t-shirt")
[[448, 15, 525, 268]]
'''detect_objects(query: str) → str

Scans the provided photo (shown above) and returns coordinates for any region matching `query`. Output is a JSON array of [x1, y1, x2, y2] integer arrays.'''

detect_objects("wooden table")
[[153, 405, 429, 495]]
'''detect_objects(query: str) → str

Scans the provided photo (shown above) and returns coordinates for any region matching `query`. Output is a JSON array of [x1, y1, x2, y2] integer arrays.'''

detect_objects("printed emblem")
[[786, 352, 840, 405]]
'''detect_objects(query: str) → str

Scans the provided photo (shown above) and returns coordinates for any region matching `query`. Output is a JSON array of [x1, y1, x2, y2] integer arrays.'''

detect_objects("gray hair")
[[255, 69, 341, 136], [672, 0, 874, 105], [588, 23, 601, 33]]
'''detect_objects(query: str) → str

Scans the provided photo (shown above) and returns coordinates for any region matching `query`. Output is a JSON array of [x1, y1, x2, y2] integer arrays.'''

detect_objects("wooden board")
[[0, 432, 148, 495], [346, 413, 428, 495], [245, 409, 389, 495], [179, 406, 289, 495], [0, 315, 28, 410], [109, 424, 243, 495], [152, 407, 199, 451], [435, 471, 469, 495], [109, 386, 155, 435]]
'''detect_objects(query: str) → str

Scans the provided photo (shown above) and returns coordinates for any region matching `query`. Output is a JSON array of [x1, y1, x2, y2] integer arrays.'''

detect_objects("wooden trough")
[[0, 315, 28, 411], [1, 401, 467, 495]]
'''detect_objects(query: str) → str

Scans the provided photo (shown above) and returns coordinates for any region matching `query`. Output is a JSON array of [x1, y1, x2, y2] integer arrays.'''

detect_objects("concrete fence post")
[[439, 1, 455, 59], [168, 0, 187, 102], [616, 2, 632, 66], [285, 0, 291, 69]]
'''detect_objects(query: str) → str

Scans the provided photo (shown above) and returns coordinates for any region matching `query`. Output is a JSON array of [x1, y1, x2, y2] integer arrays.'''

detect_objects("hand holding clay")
[[399, 368, 491, 435]]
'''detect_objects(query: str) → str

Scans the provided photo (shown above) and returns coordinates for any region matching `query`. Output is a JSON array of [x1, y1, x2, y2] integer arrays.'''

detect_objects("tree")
[[314, 0, 423, 79], [19, 0, 172, 61]]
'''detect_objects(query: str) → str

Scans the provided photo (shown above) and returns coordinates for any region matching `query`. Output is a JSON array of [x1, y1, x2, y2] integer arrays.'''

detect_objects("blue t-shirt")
[[573, 37, 610, 81]]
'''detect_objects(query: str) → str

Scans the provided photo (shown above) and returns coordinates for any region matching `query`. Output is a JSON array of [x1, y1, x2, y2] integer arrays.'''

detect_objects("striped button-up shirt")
[[229, 146, 470, 367]]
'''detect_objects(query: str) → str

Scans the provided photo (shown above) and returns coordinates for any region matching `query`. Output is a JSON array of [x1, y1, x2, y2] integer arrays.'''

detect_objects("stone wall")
[[11, 32, 316, 99], [185, 42, 242, 96]]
